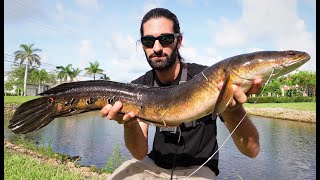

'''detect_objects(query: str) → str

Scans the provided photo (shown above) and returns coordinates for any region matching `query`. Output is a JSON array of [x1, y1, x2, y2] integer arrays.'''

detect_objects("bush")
[[247, 96, 315, 103], [103, 144, 126, 174]]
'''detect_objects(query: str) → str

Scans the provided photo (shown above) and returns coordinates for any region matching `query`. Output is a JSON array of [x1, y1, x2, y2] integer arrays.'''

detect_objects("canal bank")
[[245, 107, 316, 123]]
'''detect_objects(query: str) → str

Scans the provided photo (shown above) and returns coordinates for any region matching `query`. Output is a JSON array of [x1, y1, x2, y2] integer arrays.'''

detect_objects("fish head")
[[228, 50, 310, 92], [267, 50, 310, 78], [234, 50, 310, 79]]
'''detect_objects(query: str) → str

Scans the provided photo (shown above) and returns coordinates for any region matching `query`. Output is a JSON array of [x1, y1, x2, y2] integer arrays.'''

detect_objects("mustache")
[[149, 53, 169, 58]]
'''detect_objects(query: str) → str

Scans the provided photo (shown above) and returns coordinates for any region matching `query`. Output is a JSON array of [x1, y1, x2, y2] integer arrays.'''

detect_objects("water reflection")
[[4, 112, 316, 179], [216, 115, 316, 179]]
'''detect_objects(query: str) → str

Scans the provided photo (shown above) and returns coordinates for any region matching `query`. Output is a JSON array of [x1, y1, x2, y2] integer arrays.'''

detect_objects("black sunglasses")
[[141, 33, 180, 48]]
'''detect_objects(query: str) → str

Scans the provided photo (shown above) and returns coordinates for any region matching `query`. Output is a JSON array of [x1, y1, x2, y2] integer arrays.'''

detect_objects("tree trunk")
[[38, 81, 41, 95], [23, 63, 29, 96]]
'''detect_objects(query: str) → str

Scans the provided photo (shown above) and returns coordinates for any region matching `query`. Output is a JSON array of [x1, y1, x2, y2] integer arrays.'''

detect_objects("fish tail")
[[8, 97, 57, 134]]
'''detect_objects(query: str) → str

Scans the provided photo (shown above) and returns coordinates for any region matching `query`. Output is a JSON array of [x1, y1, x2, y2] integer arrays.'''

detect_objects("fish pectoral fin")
[[212, 70, 234, 119]]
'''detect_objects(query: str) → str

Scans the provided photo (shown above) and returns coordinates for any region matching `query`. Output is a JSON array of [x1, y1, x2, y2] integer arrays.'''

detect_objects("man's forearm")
[[221, 105, 260, 158], [124, 120, 148, 160]]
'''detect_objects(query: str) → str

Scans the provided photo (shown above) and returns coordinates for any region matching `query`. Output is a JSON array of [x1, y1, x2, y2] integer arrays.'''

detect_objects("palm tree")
[[85, 60, 103, 80], [56, 64, 82, 82], [30, 68, 49, 94], [56, 64, 73, 83], [14, 43, 42, 96], [99, 73, 110, 80], [69, 67, 82, 82]]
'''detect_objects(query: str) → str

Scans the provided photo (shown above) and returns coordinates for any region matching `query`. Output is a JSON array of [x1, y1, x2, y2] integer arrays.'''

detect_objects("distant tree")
[[99, 73, 110, 80], [30, 68, 50, 94], [56, 64, 82, 82], [14, 43, 42, 96], [56, 64, 73, 83], [4, 82, 13, 96], [85, 60, 103, 80], [290, 71, 316, 95], [69, 67, 82, 82], [262, 79, 281, 96], [7, 66, 31, 95]]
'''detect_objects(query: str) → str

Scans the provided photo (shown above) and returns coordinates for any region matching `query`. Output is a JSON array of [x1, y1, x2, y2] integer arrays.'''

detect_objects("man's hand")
[[100, 101, 136, 124], [219, 78, 264, 108]]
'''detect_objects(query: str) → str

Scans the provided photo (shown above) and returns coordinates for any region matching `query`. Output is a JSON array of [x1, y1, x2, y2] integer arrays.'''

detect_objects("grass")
[[4, 147, 96, 180], [4, 136, 124, 179], [244, 102, 316, 112], [4, 96, 126, 177], [103, 144, 125, 173], [4, 96, 39, 105], [8, 136, 79, 162]]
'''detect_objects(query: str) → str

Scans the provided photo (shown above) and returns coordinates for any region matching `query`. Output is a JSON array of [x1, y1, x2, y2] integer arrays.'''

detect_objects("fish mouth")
[[283, 52, 310, 68], [278, 51, 310, 76]]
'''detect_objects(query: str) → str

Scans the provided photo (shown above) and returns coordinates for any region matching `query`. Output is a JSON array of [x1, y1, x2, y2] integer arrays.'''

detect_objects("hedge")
[[247, 96, 316, 103]]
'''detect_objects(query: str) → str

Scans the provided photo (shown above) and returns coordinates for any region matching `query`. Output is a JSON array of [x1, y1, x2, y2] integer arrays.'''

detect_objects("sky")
[[4, 0, 316, 83]]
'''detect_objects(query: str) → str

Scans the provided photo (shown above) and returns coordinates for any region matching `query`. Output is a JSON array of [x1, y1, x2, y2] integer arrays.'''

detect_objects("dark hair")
[[140, 8, 181, 36], [140, 8, 183, 62]]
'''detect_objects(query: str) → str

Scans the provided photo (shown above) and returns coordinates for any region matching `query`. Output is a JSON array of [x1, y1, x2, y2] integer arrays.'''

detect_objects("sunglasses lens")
[[141, 34, 178, 48], [159, 34, 175, 46], [141, 36, 155, 48]]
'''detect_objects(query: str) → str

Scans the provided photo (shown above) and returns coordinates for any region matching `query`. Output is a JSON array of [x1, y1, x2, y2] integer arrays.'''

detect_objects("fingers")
[[123, 111, 135, 121], [231, 85, 247, 106], [246, 77, 264, 95], [217, 82, 247, 108], [106, 101, 123, 120], [100, 101, 136, 124]]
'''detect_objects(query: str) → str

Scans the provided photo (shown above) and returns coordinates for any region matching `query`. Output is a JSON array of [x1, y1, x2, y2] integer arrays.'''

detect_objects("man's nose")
[[153, 40, 163, 53]]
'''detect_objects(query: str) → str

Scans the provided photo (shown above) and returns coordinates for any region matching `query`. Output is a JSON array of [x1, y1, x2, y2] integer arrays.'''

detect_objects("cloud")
[[4, 0, 48, 23], [209, 0, 316, 71], [75, 40, 97, 70], [53, 2, 89, 25], [103, 33, 150, 82]]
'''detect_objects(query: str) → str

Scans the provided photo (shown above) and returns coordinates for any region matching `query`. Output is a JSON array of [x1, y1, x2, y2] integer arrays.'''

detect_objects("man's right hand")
[[100, 101, 136, 124]]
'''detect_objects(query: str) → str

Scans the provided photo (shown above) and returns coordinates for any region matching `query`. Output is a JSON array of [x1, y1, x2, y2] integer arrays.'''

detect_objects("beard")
[[145, 44, 178, 71]]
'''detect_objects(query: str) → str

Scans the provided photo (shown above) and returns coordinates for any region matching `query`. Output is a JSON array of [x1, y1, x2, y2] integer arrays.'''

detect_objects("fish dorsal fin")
[[212, 70, 234, 119]]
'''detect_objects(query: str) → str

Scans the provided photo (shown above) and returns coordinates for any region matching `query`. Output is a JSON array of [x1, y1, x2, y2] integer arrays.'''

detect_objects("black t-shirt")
[[131, 62, 220, 176]]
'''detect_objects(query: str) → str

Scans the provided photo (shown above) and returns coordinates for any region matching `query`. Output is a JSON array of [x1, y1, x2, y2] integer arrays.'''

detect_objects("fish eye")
[[287, 51, 295, 55]]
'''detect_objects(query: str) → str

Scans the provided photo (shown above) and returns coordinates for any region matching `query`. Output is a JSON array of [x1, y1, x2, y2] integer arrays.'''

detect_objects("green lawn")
[[4, 148, 95, 180], [244, 102, 316, 112], [4, 96, 39, 105]]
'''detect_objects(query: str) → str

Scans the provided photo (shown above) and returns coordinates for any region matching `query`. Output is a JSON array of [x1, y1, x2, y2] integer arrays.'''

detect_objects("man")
[[101, 8, 261, 179]]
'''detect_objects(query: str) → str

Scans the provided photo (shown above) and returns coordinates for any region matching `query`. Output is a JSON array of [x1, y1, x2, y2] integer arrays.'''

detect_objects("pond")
[[4, 111, 316, 179]]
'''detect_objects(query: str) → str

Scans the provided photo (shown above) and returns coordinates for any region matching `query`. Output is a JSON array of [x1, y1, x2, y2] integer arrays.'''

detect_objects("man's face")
[[142, 17, 181, 71]]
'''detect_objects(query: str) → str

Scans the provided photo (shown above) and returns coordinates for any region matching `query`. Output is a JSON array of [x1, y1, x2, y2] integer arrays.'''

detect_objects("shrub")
[[247, 96, 315, 103], [103, 144, 126, 174]]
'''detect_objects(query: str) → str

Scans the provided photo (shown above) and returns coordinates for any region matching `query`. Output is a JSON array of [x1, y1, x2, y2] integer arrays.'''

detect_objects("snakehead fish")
[[8, 50, 310, 134]]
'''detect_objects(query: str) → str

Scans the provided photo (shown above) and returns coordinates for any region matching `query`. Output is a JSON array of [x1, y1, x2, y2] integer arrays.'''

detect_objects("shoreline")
[[4, 105, 316, 123], [245, 107, 316, 123]]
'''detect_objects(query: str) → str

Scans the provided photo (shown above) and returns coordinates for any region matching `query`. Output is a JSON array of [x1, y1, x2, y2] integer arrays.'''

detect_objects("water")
[[4, 112, 316, 179], [216, 115, 316, 179]]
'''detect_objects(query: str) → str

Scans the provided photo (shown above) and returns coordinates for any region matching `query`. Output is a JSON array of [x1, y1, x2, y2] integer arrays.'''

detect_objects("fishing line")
[[182, 68, 275, 179], [170, 126, 182, 180]]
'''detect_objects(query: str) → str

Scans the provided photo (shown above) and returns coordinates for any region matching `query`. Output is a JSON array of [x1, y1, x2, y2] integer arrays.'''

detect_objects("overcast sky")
[[4, 0, 316, 82]]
